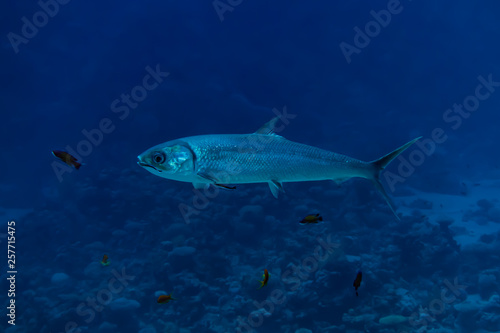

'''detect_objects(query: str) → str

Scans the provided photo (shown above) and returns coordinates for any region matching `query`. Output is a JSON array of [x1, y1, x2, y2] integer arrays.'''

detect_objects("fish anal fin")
[[332, 178, 348, 185], [268, 180, 284, 198], [193, 182, 210, 190]]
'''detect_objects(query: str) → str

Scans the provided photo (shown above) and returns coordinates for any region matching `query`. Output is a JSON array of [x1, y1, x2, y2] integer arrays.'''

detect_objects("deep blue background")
[[2, 0, 500, 207]]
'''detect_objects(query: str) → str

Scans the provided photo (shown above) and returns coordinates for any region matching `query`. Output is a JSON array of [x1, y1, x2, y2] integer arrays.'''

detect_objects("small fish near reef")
[[157, 294, 175, 304], [137, 117, 421, 219], [299, 213, 323, 224], [100, 254, 110, 266], [258, 269, 269, 289], [52, 150, 82, 170], [353, 271, 362, 296]]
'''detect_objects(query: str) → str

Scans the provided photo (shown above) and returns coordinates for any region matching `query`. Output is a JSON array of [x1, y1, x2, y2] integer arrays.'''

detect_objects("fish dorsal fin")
[[254, 117, 280, 135]]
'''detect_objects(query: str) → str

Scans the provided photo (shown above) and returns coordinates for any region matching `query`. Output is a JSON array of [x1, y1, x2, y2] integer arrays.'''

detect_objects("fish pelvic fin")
[[368, 137, 422, 220], [268, 180, 284, 198]]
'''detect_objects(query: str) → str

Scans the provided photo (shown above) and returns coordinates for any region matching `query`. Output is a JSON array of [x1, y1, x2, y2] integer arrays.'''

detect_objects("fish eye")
[[152, 152, 166, 164]]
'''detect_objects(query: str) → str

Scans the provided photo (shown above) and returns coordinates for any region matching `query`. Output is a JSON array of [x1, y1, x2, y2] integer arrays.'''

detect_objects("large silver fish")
[[137, 117, 420, 217]]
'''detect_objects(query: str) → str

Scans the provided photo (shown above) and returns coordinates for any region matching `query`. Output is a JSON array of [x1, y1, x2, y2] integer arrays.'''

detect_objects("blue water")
[[2, 1, 500, 332]]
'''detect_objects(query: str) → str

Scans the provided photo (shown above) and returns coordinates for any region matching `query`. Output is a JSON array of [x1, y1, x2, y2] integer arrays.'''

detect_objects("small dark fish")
[[299, 213, 323, 224], [258, 269, 269, 289], [353, 271, 362, 296], [157, 294, 175, 304], [52, 150, 82, 170], [101, 254, 110, 266]]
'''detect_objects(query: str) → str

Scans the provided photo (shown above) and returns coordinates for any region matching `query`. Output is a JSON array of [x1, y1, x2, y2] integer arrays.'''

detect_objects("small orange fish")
[[258, 269, 269, 289], [52, 150, 82, 170], [100, 254, 110, 266], [157, 294, 175, 304], [299, 213, 323, 224], [353, 271, 362, 296]]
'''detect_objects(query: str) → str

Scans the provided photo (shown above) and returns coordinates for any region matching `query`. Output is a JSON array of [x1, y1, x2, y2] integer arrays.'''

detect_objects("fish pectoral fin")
[[197, 172, 219, 183], [193, 182, 210, 190], [196, 173, 235, 190], [268, 180, 284, 198]]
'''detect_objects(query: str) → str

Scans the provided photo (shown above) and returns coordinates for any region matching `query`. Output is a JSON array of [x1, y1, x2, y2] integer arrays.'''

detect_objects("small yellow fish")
[[258, 269, 269, 289], [100, 254, 110, 266], [52, 150, 82, 170], [157, 294, 175, 304], [299, 213, 323, 224]]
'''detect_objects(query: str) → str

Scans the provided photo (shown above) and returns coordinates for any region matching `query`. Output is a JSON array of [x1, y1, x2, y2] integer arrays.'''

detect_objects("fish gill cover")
[[1, 1, 500, 333]]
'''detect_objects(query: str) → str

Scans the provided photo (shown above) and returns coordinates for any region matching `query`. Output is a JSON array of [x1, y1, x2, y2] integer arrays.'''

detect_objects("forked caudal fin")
[[368, 137, 422, 220]]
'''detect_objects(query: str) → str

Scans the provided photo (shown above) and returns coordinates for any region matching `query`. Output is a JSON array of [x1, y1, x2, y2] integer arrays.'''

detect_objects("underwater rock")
[[409, 198, 433, 209], [228, 281, 241, 294], [479, 233, 496, 244], [478, 273, 497, 299], [238, 204, 263, 218], [233, 222, 255, 241], [477, 199, 494, 210], [454, 294, 489, 313], [124, 219, 146, 231], [109, 297, 141, 312], [51, 272, 70, 284], [455, 295, 499, 331], [378, 314, 407, 325], [250, 307, 272, 318], [169, 246, 196, 256], [164, 223, 191, 238], [84, 262, 103, 278], [488, 207, 500, 223], [342, 310, 377, 323], [98, 321, 118, 332], [295, 329, 313, 333], [154, 290, 168, 298], [167, 247, 196, 271], [112, 229, 128, 237], [160, 240, 173, 250], [477, 311, 500, 332], [85, 241, 105, 251], [345, 255, 361, 263], [138, 327, 157, 333]]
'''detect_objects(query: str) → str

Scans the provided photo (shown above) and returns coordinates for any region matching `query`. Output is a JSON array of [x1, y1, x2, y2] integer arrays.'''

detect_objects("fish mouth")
[[137, 160, 162, 173]]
